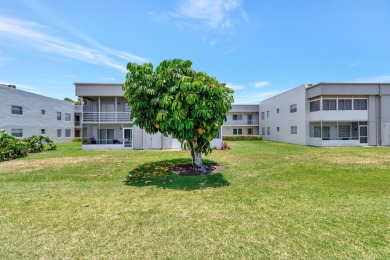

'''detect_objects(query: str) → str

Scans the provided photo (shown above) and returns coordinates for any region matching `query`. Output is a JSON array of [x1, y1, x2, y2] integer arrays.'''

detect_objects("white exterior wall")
[[259, 85, 307, 145], [380, 95, 390, 146], [0, 86, 74, 142], [222, 126, 259, 135]]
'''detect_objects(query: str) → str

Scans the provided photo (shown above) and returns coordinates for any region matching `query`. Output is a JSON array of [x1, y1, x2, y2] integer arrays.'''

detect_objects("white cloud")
[[347, 60, 363, 67], [354, 75, 390, 82], [0, 14, 148, 73], [254, 81, 271, 88], [171, 0, 247, 34], [226, 82, 245, 90]]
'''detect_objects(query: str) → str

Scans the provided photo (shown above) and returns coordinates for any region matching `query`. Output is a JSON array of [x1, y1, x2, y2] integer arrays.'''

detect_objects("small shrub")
[[221, 141, 230, 150], [0, 129, 28, 161], [72, 137, 82, 142], [24, 135, 56, 153], [223, 135, 262, 141]]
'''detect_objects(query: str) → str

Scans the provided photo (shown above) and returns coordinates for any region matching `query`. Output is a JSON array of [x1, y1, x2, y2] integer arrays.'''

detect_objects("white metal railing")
[[224, 120, 259, 126], [310, 137, 359, 140], [82, 112, 132, 122], [83, 138, 131, 145]]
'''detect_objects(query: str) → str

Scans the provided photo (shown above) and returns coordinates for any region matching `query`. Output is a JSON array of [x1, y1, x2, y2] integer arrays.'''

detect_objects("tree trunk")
[[193, 152, 203, 169], [188, 141, 206, 173]]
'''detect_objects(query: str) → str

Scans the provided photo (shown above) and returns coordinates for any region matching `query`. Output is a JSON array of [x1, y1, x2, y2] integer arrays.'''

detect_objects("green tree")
[[123, 59, 234, 172], [64, 97, 83, 105]]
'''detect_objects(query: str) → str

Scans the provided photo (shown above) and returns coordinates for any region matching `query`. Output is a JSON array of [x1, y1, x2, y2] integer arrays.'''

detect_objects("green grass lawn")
[[0, 141, 389, 259]]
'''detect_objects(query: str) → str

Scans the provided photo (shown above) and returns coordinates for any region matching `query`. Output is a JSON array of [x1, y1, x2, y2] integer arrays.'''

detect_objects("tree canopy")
[[64, 97, 83, 105], [122, 59, 234, 170]]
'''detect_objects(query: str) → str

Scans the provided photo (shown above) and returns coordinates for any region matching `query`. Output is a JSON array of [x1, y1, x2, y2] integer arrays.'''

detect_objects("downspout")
[[377, 84, 382, 146]]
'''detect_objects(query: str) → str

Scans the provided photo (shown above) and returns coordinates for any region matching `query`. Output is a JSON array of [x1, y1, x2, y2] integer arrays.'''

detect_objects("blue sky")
[[0, 0, 389, 103]]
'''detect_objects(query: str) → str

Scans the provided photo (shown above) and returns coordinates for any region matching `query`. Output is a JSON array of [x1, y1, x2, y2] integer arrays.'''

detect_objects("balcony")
[[82, 112, 132, 123], [223, 120, 259, 126], [74, 121, 81, 127]]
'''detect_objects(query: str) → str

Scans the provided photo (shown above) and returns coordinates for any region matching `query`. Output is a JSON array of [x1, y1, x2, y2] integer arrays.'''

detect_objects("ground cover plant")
[[0, 141, 389, 259]]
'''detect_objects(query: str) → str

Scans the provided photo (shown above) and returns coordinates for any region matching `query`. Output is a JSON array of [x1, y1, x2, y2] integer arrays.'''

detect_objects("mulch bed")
[[171, 163, 225, 176]]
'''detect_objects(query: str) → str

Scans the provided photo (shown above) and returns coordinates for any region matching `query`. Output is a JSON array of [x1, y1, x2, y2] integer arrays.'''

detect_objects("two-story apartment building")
[[75, 83, 223, 150], [259, 83, 390, 146], [222, 104, 259, 136], [0, 84, 75, 142]]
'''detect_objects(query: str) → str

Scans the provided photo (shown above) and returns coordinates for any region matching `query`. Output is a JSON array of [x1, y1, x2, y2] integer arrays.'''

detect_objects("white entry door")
[[123, 128, 133, 148]]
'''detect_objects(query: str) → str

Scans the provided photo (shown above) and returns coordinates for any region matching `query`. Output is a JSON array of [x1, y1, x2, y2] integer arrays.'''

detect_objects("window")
[[277, 127, 280, 132], [310, 100, 320, 112], [353, 99, 367, 110], [267, 111, 270, 118], [57, 129, 62, 138], [248, 128, 253, 135], [57, 112, 62, 120], [277, 108, 280, 113], [41, 129, 46, 135], [41, 110, 46, 115], [65, 113, 71, 121], [313, 126, 321, 137], [291, 126, 297, 134], [339, 125, 350, 138], [261, 112, 265, 120], [290, 104, 297, 113], [11, 105, 23, 115], [267, 127, 270, 135], [65, 129, 71, 137], [261, 127, 265, 135], [233, 129, 242, 135], [11, 129, 23, 137], [233, 114, 242, 120], [338, 99, 352, 110], [323, 99, 337, 110]]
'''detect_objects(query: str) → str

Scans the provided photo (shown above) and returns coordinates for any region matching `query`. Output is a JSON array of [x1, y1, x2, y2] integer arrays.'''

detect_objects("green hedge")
[[223, 135, 262, 141], [72, 137, 82, 142], [0, 129, 56, 162]]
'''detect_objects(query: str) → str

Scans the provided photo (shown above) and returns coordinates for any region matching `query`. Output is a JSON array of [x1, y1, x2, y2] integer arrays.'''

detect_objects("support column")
[[98, 97, 101, 122], [115, 97, 118, 122]]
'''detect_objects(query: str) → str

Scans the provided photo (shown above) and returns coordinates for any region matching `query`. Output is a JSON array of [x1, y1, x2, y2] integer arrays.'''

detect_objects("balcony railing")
[[223, 120, 259, 126], [82, 112, 132, 123], [83, 138, 130, 145], [74, 121, 81, 127]]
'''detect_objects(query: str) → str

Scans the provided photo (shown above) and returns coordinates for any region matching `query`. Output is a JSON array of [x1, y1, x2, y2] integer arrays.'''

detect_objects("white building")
[[4, 81, 387, 148], [259, 83, 390, 146], [222, 104, 259, 136], [0, 84, 75, 142]]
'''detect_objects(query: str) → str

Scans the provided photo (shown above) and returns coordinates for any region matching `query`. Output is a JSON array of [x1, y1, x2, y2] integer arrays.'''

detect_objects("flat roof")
[[74, 83, 123, 86], [307, 82, 390, 89]]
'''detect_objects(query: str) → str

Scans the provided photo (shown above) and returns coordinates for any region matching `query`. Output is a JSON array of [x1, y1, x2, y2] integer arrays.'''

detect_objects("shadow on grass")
[[124, 158, 229, 191]]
